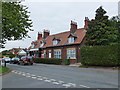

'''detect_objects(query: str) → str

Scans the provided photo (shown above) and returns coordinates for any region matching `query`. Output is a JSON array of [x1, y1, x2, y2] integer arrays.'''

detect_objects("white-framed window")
[[44, 50, 46, 58], [49, 50, 51, 58], [68, 37, 75, 43], [67, 48, 76, 59], [53, 40, 58, 45], [54, 50, 61, 59]]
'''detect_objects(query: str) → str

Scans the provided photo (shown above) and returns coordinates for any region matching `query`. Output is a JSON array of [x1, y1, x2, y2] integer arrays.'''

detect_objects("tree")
[[1, 1, 33, 48], [2, 50, 15, 58], [86, 6, 118, 46]]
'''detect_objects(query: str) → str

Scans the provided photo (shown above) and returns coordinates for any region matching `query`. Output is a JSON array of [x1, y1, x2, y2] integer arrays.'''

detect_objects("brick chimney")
[[70, 20, 77, 33], [84, 17, 89, 29], [43, 30, 50, 39], [37, 32, 42, 40]]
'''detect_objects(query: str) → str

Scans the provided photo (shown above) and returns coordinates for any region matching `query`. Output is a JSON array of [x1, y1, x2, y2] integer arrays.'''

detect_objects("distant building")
[[9, 48, 27, 57], [28, 17, 89, 64], [9, 48, 22, 56]]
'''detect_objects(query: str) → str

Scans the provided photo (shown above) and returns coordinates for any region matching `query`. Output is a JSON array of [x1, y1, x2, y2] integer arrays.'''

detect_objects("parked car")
[[2, 57, 11, 63], [18, 56, 33, 65], [10, 57, 20, 64]]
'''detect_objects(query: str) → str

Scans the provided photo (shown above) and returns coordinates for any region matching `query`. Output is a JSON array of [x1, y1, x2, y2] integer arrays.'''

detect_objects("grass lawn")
[[0, 66, 10, 74]]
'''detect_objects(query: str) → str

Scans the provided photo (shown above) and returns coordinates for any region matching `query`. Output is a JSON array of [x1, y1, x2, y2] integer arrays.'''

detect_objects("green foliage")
[[81, 44, 119, 66], [2, 50, 15, 58], [9, 53, 15, 58], [33, 58, 62, 65], [63, 59, 70, 65], [0, 66, 10, 74], [1, 1, 33, 47], [86, 6, 118, 45]]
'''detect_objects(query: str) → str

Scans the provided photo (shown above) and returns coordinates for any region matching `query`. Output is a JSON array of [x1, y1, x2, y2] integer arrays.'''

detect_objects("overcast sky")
[[1, 0, 119, 52]]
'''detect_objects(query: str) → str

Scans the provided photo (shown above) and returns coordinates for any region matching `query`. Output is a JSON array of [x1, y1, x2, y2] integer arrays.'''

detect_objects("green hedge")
[[33, 58, 62, 65], [63, 59, 70, 65], [81, 44, 119, 66]]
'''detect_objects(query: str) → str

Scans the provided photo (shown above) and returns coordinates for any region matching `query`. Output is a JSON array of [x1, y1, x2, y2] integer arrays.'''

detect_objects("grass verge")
[[0, 66, 11, 75]]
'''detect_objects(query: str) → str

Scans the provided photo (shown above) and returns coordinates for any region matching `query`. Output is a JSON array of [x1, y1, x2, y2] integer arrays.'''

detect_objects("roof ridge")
[[49, 28, 84, 36], [50, 30, 69, 36]]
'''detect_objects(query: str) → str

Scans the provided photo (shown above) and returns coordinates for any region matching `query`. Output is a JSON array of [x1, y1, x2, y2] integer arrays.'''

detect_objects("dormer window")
[[53, 40, 58, 45], [40, 43, 44, 47], [31, 43, 34, 48], [68, 37, 75, 43], [40, 41, 45, 47]]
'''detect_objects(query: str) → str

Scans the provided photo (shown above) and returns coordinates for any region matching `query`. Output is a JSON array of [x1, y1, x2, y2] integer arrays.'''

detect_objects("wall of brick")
[[42, 44, 81, 64]]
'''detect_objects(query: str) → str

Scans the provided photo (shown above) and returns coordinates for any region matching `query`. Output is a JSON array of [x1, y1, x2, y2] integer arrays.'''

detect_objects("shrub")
[[81, 44, 119, 67], [33, 58, 62, 65], [63, 59, 70, 65]]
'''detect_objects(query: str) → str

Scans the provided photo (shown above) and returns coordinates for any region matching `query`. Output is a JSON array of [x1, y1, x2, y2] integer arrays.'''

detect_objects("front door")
[[48, 50, 51, 58], [49, 52, 51, 58]]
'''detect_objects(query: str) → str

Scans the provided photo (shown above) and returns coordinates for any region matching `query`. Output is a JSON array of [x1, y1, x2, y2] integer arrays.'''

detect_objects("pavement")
[[69, 63, 82, 67], [1, 63, 119, 88]]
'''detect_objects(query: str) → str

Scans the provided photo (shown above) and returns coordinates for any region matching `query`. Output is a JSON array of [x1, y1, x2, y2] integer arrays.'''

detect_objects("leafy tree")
[[1, 1, 33, 48], [86, 6, 118, 46], [2, 50, 15, 58]]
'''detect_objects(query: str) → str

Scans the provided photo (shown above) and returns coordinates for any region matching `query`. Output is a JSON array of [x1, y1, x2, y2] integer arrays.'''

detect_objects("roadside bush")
[[63, 59, 70, 65], [33, 58, 62, 65], [81, 44, 119, 67]]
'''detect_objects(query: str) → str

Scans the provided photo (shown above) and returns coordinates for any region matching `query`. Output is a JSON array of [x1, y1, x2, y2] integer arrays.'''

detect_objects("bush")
[[63, 59, 70, 65], [33, 58, 62, 65], [81, 44, 119, 67]]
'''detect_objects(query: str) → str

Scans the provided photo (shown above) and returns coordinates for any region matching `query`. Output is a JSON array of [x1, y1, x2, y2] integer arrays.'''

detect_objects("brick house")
[[9, 48, 27, 57], [28, 17, 89, 63]]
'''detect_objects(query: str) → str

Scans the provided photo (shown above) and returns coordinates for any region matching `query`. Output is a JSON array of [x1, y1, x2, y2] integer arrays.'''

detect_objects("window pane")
[[67, 49, 76, 59], [54, 50, 61, 59]]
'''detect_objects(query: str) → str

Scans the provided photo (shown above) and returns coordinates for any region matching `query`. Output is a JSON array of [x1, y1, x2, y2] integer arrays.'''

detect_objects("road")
[[2, 63, 118, 88]]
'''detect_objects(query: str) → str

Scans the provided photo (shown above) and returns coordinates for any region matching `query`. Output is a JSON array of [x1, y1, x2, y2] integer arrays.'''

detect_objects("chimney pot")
[[70, 20, 77, 33], [37, 32, 42, 40], [84, 17, 89, 29], [43, 29, 50, 39]]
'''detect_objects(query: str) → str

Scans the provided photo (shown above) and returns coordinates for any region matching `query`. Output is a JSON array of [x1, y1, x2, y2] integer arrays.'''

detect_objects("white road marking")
[[68, 83, 76, 87], [50, 79, 56, 81], [52, 82, 60, 85], [42, 77, 47, 79], [22, 74, 26, 76], [31, 77, 37, 79], [21, 72, 25, 74], [37, 76, 42, 78], [11, 70, 15, 73], [37, 78, 43, 80], [79, 85, 90, 88], [58, 81, 64, 84], [26, 73, 30, 75], [12, 70, 90, 88], [31, 74, 36, 77], [62, 84, 72, 88], [44, 80, 51, 82]]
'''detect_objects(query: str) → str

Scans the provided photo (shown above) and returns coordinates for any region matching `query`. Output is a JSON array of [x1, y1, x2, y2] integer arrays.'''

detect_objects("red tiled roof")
[[28, 38, 42, 50], [28, 28, 86, 49], [43, 28, 86, 48]]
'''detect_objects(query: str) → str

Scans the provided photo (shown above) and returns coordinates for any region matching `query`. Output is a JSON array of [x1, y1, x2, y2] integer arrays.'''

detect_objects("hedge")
[[63, 59, 70, 65], [81, 44, 119, 66], [33, 58, 62, 65]]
